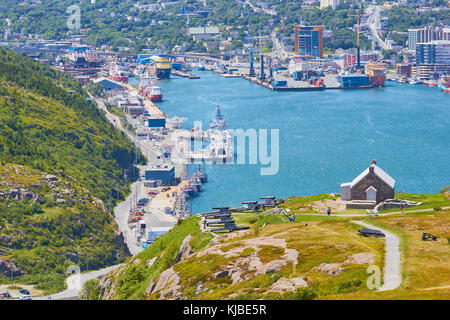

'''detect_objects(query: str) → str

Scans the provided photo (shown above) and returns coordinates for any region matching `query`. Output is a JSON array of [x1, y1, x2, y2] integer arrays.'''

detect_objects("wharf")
[[171, 69, 200, 79], [220, 73, 241, 78], [122, 82, 163, 116]]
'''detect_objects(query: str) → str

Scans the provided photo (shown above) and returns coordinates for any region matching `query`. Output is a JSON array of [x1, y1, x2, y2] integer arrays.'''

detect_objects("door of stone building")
[[366, 186, 377, 201]]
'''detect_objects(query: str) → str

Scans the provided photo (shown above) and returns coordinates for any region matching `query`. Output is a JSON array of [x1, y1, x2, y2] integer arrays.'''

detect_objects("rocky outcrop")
[[148, 267, 183, 300], [342, 253, 376, 266], [0, 259, 25, 277], [174, 234, 194, 264], [314, 252, 377, 275], [267, 277, 308, 293], [194, 281, 207, 295], [315, 263, 346, 275]]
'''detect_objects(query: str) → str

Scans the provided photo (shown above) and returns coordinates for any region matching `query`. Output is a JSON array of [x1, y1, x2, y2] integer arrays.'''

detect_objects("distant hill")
[[0, 48, 142, 293]]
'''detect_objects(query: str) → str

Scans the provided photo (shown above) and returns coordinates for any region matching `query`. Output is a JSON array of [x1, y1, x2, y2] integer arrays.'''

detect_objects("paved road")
[[351, 221, 401, 291], [367, 6, 391, 50], [35, 265, 122, 300], [271, 27, 289, 60]]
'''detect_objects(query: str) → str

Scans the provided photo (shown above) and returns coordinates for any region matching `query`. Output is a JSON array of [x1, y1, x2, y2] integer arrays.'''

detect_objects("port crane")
[[247, 31, 255, 77], [348, 13, 363, 70]]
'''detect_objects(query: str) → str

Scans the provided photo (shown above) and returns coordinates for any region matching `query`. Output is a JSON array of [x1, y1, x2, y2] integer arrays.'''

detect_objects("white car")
[[19, 295, 32, 300]]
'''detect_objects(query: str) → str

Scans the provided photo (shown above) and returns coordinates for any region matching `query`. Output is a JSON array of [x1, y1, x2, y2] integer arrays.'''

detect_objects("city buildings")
[[416, 40, 450, 65], [396, 63, 413, 79], [408, 26, 450, 51], [414, 40, 450, 80], [344, 50, 380, 68], [188, 26, 220, 41], [294, 25, 324, 58], [145, 165, 175, 186]]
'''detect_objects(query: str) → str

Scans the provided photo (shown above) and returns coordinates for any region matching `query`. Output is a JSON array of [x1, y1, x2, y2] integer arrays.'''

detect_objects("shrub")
[[277, 288, 318, 300], [80, 279, 100, 300]]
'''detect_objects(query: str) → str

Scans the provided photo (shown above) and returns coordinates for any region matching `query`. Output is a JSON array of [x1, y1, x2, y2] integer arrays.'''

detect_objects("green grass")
[[91, 215, 212, 300], [380, 193, 450, 212]]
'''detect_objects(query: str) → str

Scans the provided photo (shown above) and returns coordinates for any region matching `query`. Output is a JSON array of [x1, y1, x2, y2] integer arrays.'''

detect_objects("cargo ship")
[[147, 55, 172, 80], [438, 75, 450, 93], [365, 62, 386, 87], [109, 62, 129, 82]]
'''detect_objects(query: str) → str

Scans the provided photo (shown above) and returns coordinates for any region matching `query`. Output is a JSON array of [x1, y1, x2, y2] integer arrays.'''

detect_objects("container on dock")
[[337, 74, 370, 88], [292, 71, 302, 81], [172, 63, 183, 70], [271, 80, 287, 87]]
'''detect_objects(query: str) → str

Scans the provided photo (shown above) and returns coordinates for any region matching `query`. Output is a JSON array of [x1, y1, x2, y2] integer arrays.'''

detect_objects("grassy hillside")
[[0, 49, 143, 293], [83, 192, 450, 300], [0, 48, 144, 203]]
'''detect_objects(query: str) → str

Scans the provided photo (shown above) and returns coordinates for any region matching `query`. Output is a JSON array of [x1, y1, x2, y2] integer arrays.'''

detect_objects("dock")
[[122, 82, 163, 116], [171, 69, 200, 79]]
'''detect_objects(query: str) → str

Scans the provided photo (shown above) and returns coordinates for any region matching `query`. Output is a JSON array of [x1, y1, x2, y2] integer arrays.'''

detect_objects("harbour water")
[[131, 73, 450, 213]]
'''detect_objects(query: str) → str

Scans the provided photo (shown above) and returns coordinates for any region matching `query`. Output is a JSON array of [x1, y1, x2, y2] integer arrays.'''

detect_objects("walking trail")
[[351, 221, 402, 291]]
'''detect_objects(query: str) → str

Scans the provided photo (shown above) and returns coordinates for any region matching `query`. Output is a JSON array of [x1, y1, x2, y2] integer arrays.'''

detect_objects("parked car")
[[19, 295, 32, 300], [19, 289, 30, 295], [0, 292, 11, 299]]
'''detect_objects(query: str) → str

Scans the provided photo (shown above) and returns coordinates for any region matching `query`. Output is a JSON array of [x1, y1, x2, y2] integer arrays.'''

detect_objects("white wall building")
[[320, 0, 339, 10]]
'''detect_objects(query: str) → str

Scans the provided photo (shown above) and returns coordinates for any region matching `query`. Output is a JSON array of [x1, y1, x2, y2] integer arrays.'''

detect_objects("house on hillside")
[[340, 160, 395, 203]]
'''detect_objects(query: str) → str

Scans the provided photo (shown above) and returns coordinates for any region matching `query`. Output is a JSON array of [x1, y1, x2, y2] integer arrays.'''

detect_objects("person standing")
[[400, 202, 404, 213], [327, 207, 331, 217]]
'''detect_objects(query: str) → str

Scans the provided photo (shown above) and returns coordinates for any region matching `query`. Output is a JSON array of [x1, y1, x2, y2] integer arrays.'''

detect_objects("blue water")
[[131, 73, 450, 213]]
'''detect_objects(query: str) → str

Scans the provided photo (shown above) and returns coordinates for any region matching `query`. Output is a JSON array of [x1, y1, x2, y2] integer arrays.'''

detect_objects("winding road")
[[35, 265, 122, 300]]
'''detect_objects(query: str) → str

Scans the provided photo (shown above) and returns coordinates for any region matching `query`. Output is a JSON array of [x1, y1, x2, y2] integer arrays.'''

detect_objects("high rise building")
[[320, 0, 339, 10], [414, 40, 450, 80], [294, 25, 324, 58], [416, 41, 450, 65], [408, 26, 450, 51]]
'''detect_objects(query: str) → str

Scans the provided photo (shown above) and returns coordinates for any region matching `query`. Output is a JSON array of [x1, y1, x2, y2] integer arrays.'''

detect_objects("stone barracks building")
[[340, 160, 395, 203]]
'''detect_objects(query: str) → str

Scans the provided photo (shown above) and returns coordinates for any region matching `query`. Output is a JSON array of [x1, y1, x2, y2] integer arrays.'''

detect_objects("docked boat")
[[147, 55, 172, 80], [438, 75, 450, 93], [194, 165, 208, 183], [408, 78, 422, 85], [139, 75, 163, 102], [194, 63, 206, 71], [365, 62, 386, 87], [209, 105, 228, 131], [149, 86, 163, 102], [109, 62, 129, 82]]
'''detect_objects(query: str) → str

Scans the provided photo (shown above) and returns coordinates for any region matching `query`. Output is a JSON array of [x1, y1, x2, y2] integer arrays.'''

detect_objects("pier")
[[122, 82, 164, 116], [171, 69, 200, 79]]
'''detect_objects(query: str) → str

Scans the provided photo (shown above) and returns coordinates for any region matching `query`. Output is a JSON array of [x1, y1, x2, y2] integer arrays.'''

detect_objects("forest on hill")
[[0, 48, 143, 292]]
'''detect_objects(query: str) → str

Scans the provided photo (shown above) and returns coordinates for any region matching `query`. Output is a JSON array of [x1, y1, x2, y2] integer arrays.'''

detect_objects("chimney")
[[369, 159, 376, 173]]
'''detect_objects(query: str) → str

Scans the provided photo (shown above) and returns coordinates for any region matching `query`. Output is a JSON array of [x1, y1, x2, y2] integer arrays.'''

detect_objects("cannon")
[[422, 233, 438, 241], [258, 196, 283, 207], [358, 228, 385, 237], [212, 207, 232, 214]]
